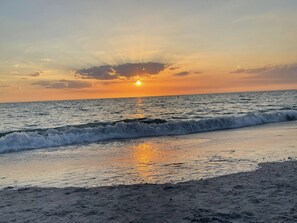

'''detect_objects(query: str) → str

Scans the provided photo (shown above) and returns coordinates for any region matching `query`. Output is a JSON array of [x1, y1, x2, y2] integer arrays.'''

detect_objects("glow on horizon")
[[0, 0, 297, 103]]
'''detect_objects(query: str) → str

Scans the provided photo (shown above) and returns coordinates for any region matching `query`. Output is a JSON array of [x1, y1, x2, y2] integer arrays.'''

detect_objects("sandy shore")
[[1, 121, 297, 189], [1, 161, 297, 223]]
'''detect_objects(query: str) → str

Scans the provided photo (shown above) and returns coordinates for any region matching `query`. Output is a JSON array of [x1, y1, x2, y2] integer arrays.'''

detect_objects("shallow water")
[[0, 121, 296, 188]]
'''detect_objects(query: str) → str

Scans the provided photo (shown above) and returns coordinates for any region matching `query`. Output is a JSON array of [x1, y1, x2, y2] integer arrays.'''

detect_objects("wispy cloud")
[[174, 71, 202, 77], [32, 80, 92, 89], [168, 66, 179, 70], [174, 71, 190, 77], [231, 63, 297, 84], [29, 71, 43, 77], [75, 62, 167, 80], [231, 63, 297, 75], [96, 81, 126, 86]]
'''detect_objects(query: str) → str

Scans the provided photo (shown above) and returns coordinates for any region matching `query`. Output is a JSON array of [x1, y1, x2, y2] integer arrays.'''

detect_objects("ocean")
[[1, 90, 296, 153], [0, 90, 297, 188]]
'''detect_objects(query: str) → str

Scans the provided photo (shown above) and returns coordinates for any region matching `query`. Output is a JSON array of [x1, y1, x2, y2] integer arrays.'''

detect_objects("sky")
[[0, 0, 297, 102]]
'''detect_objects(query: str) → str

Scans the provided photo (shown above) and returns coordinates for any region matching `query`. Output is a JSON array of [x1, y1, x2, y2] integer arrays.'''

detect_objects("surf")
[[0, 110, 296, 153]]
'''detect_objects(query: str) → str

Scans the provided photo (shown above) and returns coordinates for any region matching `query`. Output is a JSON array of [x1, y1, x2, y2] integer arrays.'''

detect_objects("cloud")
[[29, 71, 43, 77], [169, 66, 179, 70], [231, 63, 297, 84], [173, 71, 202, 77], [231, 65, 272, 74], [0, 84, 10, 88], [174, 71, 190, 77], [231, 63, 297, 75], [76, 65, 117, 80], [96, 81, 125, 86], [76, 62, 166, 80], [32, 80, 92, 89]]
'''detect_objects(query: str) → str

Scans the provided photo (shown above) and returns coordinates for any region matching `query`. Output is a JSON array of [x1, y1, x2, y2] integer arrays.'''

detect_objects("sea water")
[[0, 90, 296, 153], [0, 90, 296, 188]]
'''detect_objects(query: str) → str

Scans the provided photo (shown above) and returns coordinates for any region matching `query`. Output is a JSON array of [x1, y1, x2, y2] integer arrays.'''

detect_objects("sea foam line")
[[0, 110, 296, 153]]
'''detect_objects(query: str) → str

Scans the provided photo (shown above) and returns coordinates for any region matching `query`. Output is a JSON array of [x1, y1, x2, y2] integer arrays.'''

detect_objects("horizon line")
[[1, 88, 296, 104]]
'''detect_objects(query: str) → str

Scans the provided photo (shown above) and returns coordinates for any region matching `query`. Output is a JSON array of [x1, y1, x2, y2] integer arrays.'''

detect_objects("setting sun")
[[135, 80, 142, 86]]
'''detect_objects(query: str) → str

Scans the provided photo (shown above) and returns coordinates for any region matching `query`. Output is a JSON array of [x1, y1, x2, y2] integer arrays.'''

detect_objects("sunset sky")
[[1, 0, 297, 102]]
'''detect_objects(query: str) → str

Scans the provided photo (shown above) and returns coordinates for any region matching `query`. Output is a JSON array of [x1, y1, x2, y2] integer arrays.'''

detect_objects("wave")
[[0, 110, 297, 153]]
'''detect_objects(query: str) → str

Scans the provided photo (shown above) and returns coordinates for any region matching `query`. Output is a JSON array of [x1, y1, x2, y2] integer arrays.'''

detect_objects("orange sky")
[[1, 0, 297, 103]]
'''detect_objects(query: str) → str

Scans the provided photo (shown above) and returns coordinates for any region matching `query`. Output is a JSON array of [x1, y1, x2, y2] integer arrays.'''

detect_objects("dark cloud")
[[169, 66, 179, 70], [75, 62, 166, 80], [173, 71, 203, 77], [76, 65, 117, 80], [29, 71, 43, 77], [231, 63, 297, 84], [174, 71, 190, 77], [32, 80, 92, 89], [116, 62, 165, 77]]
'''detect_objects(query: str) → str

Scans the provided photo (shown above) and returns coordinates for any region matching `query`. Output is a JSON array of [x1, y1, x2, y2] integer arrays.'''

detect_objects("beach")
[[0, 121, 297, 222], [1, 121, 297, 188], [1, 160, 297, 222], [0, 92, 297, 222], [1, 1, 297, 222]]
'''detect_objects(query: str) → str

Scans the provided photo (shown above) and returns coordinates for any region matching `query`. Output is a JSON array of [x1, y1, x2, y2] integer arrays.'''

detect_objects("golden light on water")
[[132, 143, 160, 181]]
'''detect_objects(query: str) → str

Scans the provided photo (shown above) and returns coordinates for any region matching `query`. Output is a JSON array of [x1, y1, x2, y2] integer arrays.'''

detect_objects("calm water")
[[0, 90, 296, 153]]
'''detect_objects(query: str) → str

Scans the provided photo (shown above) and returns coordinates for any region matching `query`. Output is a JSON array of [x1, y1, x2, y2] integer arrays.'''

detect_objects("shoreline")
[[1, 120, 297, 189], [1, 160, 297, 222]]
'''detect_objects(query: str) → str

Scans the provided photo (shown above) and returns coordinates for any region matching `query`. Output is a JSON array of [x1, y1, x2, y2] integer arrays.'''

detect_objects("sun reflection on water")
[[132, 97, 146, 119], [131, 142, 163, 182]]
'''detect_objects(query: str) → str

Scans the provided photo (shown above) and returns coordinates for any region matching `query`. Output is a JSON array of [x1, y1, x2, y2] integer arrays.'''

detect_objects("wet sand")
[[1, 121, 297, 188], [1, 161, 297, 223]]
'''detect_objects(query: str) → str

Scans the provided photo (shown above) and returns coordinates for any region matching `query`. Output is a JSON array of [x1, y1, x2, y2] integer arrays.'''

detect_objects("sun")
[[135, 80, 142, 86]]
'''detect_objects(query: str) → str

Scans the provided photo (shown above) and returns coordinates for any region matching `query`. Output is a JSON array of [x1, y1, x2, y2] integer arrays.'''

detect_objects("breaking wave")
[[0, 110, 296, 153]]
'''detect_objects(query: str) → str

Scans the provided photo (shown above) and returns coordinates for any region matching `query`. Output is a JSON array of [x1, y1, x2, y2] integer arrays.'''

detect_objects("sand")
[[1, 160, 297, 223]]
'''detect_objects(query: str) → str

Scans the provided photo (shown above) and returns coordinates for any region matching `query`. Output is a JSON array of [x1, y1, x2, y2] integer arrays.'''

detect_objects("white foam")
[[0, 110, 296, 153]]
